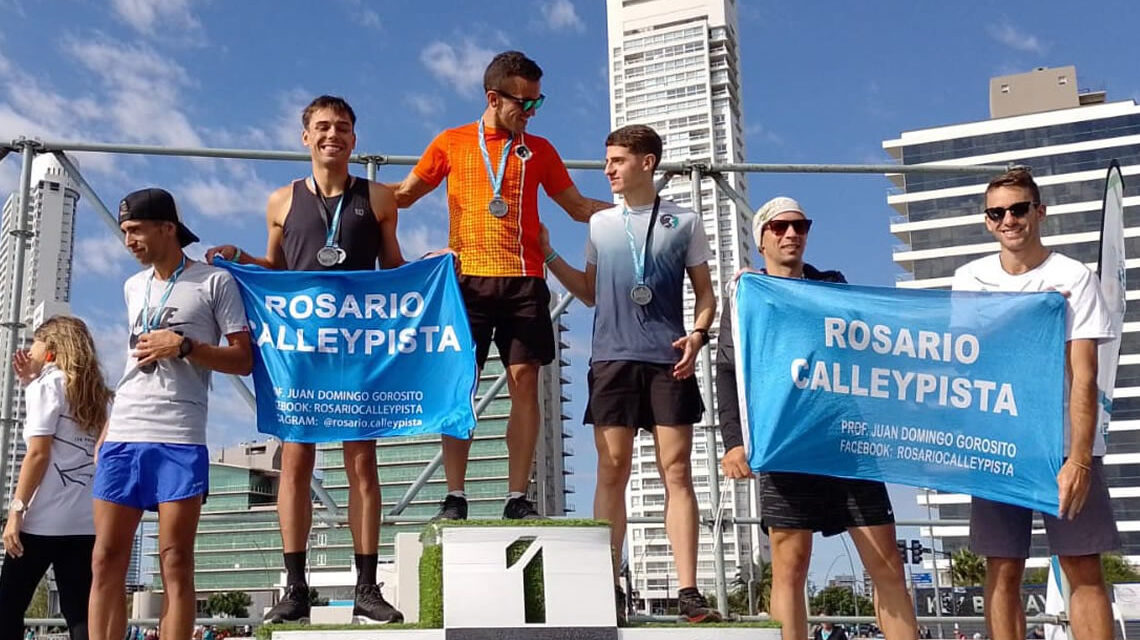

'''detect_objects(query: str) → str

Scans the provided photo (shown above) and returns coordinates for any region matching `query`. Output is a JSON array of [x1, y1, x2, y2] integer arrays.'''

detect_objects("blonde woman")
[[0, 316, 113, 640]]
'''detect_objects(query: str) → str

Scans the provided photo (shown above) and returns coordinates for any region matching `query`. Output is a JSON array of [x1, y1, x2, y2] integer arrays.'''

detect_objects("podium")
[[269, 521, 777, 640]]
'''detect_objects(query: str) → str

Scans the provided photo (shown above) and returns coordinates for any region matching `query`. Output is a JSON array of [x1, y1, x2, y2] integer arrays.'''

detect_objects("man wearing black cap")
[[87, 188, 253, 640]]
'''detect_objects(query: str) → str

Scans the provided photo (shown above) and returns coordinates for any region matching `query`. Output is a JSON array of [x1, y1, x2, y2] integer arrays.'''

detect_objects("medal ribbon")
[[477, 118, 514, 202], [313, 175, 349, 249], [622, 197, 661, 288], [142, 254, 187, 334]]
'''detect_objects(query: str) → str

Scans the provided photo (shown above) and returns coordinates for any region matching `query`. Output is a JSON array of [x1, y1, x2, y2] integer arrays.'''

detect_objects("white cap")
[[753, 196, 805, 245]]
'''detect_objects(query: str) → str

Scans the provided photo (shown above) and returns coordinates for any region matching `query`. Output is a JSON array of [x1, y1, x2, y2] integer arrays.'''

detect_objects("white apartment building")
[[607, 0, 762, 611]]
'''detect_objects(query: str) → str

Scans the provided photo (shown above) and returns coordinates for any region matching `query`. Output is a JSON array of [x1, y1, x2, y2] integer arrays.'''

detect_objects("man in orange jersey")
[[391, 50, 609, 520]]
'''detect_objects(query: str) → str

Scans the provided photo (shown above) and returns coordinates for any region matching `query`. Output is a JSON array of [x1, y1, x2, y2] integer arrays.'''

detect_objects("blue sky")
[[2, 0, 1138, 586]]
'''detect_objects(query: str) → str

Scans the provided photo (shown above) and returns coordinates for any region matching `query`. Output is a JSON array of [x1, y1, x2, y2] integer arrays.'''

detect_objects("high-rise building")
[[883, 66, 1140, 578], [607, 0, 761, 610], [0, 154, 77, 510], [148, 307, 574, 605]]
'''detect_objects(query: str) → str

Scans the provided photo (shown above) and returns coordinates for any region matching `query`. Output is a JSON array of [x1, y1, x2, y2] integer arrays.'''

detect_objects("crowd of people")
[[0, 48, 1123, 640]]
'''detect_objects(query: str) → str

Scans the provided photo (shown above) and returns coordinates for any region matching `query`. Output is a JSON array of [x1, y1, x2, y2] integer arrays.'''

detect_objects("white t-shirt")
[[21, 365, 97, 536], [106, 261, 248, 445], [952, 252, 1115, 455]]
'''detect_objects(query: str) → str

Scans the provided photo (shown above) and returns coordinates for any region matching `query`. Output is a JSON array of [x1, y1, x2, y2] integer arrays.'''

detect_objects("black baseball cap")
[[118, 188, 200, 247]]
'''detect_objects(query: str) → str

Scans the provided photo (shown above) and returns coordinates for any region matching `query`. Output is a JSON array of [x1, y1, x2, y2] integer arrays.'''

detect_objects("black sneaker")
[[353, 583, 404, 624], [264, 583, 310, 624], [432, 494, 468, 521], [503, 496, 545, 520], [614, 585, 628, 627], [677, 587, 721, 623]]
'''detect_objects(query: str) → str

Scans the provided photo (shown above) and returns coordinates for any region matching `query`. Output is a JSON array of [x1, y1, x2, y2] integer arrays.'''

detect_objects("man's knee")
[[660, 459, 693, 490], [1059, 554, 1107, 587], [159, 544, 195, 584], [771, 534, 812, 581], [347, 466, 380, 494], [91, 542, 129, 579], [596, 456, 632, 488], [986, 557, 1025, 589]]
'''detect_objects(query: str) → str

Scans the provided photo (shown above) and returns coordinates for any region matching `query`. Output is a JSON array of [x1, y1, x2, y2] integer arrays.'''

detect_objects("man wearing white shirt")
[[952, 169, 1119, 640]]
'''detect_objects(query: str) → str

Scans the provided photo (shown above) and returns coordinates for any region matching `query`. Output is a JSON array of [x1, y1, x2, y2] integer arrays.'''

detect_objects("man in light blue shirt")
[[541, 124, 718, 623]]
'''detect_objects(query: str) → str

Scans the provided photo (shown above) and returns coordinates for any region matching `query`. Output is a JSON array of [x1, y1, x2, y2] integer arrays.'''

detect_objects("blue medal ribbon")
[[477, 119, 514, 202], [313, 176, 348, 250], [142, 254, 187, 334]]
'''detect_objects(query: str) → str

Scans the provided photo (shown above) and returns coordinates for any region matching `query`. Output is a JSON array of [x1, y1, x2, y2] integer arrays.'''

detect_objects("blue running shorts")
[[93, 442, 209, 511]]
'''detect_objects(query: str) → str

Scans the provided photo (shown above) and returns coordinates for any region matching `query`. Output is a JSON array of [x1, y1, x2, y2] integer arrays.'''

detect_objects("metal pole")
[[709, 172, 754, 217], [692, 164, 729, 617], [925, 488, 946, 638], [0, 140, 37, 507], [654, 171, 676, 194], [30, 138, 1011, 176], [387, 292, 577, 515], [838, 534, 860, 617], [366, 159, 377, 182]]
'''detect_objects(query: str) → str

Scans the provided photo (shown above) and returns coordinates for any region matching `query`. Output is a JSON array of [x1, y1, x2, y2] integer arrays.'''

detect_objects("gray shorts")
[[969, 457, 1120, 558]]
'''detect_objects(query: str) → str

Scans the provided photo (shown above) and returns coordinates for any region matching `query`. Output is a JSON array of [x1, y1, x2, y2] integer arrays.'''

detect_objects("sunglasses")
[[494, 90, 546, 112], [765, 219, 813, 235], [984, 201, 1038, 222]]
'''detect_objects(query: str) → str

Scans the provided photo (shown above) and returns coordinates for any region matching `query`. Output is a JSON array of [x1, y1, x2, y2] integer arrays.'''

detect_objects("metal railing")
[[0, 135, 1014, 622]]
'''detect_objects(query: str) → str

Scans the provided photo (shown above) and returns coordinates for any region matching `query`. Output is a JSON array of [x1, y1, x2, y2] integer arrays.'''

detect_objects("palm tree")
[[951, 548, 986, 586], [730, 559, 772, 614]]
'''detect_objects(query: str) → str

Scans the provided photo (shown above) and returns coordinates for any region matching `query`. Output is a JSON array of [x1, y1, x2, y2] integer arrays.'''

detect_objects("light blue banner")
[[734, 273, 1065, 514], [218, 255, 477, 443]]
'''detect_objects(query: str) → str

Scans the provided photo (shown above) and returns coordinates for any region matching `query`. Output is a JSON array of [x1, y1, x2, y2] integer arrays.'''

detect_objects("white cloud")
[[540, 0, 585, 33], [178, 163, 275, 221], [987, 23, 1045, 54], [420, 39, 496, 96], [111, 0, 201, 37], [397, 223, 448, 259], [361, 10, 382, 30], [65, 38, 202, 148], [339, 0, 382, 31], [404, 92, 444, 118], [74, 235, 130, 278]]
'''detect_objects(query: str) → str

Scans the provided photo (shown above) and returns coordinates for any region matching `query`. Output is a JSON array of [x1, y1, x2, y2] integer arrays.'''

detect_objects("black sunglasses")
[[765, 219, 813, 235], [494, 90, 545, 112], [984, 201, 1038, 222]]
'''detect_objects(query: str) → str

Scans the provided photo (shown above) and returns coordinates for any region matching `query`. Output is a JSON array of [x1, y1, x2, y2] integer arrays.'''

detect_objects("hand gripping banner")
[[218, 255, 477, 443], [733, 273, 1066, 514]]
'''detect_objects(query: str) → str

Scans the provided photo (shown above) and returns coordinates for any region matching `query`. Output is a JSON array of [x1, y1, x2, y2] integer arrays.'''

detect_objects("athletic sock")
[[355, 553, 377, 587], [447, 490, 467, 499], [283, 551, 307, 587]]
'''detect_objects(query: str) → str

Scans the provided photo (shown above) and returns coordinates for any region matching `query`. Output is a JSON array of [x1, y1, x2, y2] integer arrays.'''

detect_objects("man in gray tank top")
[[206, 96, 412, 625]]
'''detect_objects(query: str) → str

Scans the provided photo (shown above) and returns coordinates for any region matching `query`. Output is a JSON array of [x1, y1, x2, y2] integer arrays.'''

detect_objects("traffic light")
[[910, 539, 924, 565], [896, 539, 907, 565]]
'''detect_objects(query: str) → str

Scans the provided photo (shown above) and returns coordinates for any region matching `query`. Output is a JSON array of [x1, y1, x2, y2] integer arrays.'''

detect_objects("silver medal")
[[630, 284, 653, 306], [488, 196, 509, 218], [317, 246, 341, 267]]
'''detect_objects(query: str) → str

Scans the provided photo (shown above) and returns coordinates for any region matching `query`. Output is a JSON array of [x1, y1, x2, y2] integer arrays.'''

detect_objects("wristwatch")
[[10, 497, 27, 515], [692, 328, 710, 346], [178, 336, 194, 359]]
